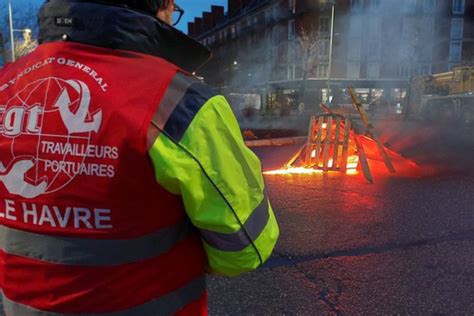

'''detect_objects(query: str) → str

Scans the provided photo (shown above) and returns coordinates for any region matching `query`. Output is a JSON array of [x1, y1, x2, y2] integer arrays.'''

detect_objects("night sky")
[[175, 0, 228, 33]]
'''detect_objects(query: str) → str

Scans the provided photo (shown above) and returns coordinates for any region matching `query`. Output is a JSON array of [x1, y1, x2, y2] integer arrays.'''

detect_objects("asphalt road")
[[0, 120, 472, 315], [208, 120, 474, 315]]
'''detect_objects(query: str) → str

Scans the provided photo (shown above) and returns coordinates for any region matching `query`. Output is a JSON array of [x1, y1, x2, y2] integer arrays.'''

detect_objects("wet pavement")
[[208, 120, 474, 315]]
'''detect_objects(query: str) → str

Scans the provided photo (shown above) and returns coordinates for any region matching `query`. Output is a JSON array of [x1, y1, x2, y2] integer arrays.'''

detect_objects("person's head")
[[102, 0, 176, 25], [156, 0, 175, 25]]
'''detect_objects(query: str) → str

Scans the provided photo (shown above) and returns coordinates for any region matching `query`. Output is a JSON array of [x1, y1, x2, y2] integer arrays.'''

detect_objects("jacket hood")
[[38, 0, 211, 72]]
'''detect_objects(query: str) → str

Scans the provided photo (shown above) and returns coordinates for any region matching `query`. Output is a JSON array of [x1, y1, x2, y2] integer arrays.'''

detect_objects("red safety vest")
[[0, 41, 207, 315]]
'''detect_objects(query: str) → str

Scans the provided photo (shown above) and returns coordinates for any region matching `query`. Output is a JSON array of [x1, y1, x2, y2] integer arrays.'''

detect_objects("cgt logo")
[[0, 78, 103, 198], [0, 104, 43, 136]]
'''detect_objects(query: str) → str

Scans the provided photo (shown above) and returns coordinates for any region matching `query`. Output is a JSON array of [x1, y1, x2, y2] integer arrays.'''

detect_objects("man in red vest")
[[0, 0, 279, 314]]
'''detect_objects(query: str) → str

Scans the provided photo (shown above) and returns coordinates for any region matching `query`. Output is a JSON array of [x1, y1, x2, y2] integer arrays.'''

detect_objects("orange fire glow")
[[264, 155, 360, 176]]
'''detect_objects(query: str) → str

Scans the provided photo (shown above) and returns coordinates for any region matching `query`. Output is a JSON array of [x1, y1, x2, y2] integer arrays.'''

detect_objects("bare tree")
[[400, 16, 435, 117], [297, 25, 324, 109]]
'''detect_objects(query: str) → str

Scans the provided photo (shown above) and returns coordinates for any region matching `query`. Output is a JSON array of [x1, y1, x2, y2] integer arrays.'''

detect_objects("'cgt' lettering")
[[0, 104, 43, 137]]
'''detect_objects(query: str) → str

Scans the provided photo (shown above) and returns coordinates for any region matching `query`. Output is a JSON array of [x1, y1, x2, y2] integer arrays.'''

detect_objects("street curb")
[[245, 136, 306, 148]]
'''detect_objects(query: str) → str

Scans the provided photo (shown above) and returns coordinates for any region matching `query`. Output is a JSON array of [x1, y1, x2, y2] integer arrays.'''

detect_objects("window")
[[236, 22, 241, 35], [317, 64, 329, 78], [289, 0, 296, 13], [288, 64, 296, 80], [370, 0, 381, 10], [451, 18, 464, 39], [272, 26, 279, 45], [449, 40, 462, 61], [231, 26, 236, 39], [423, 0, 437, 13], [367, 63, 380, 78], [254, 16, 259, 24], [421, 17, 435, 36], [368, 40, 381, 60], [348, 40, 361, 60], [351, 0, 363, 11], [403, 0, 417, 13], [349, 16, 362, 35], [288, 41, 296, 62], [402, 17, 416, 38], [347, 62, 360, 78], [319, 40, 330, 57], [319, 0, 328, 7], [453, 0, 465, 14], [272, 5, 279, 20], [369, 17, 382, 37], [320, 16, 330, 33], [288, 20, 296, 40], [265, 8, 272, 23]]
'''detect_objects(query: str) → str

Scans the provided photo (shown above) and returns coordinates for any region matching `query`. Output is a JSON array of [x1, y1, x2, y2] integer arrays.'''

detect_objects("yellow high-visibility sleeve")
[[149, 95, 279, 276]]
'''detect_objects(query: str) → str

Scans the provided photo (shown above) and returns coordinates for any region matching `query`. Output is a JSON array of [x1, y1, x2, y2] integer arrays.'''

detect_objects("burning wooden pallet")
[[282, 86, 396, 183], [284, 113, 374, 182]]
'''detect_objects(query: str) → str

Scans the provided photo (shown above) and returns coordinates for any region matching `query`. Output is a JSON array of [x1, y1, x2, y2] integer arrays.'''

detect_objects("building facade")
[[189, 0, 474, 112]]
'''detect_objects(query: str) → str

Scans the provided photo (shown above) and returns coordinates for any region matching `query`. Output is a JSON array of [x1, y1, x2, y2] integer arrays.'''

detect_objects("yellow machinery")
[[404, 66, 474, 125]]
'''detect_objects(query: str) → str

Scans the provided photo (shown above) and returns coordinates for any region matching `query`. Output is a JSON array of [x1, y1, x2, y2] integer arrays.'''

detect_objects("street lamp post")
[[8, 0, 15, 62], [327, 0, 335, 103]]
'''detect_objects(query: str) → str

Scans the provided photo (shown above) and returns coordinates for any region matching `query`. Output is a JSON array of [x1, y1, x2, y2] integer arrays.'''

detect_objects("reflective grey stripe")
[[147, 73, 195, 149], [0, 219, 193, 266], [200, 192, 270, 252], [2, 275, 206, 316]]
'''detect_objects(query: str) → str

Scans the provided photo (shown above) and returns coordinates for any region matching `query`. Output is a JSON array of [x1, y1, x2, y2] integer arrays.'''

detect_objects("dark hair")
[[99, 0, 169, 14]]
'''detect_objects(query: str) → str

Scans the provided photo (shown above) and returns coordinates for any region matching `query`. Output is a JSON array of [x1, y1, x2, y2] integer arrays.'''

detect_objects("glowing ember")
[[264, 167, 323, 175], [346, 155, 359, 169], [309, 152, 359, 169]]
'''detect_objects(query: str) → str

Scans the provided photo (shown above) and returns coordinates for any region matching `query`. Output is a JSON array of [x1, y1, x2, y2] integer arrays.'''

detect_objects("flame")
[[264, 155, 360, 176]]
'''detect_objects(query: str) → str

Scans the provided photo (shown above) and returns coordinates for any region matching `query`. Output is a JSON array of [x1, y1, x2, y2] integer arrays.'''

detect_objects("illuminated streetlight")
[[11, 28, 34, 61], [7, 0, 33, 62], [13, 28, 32, 34]]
